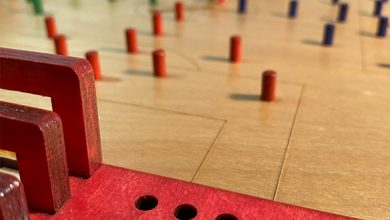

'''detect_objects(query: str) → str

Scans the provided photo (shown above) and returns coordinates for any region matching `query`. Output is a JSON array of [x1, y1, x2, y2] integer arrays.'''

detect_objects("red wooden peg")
[[85, 50, 102, 80], [153, 11, 163, 36], [0, 173, 29, 220], [230, 35, 242, 63], [175, 1, 184, 21], [261, 70, 277, 101], [153, 49, 167, 77], [54, 34, 68, 56], [44, 15, 57, 39], [0, 101, 70, 213], [125, 28, 138, 53], [0, 47, 102, 177]]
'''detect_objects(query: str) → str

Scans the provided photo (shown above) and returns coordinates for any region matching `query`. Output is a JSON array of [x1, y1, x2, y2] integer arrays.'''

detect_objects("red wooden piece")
[[29, 165, 352, 219], [125, 28, 138, 53], [44, 15, 57, 39], [0, 173, 29, 220], [0, 47, 102, 177], [152, 11, 163, 36], [175, 1, 184, 21], [0, 101, 70, 213], [153, 49, 167, 77], [230, 35, 242, 63], [85, 50, 102, 80], [261, 70, 277, 101], [54, 35, 68, 56]]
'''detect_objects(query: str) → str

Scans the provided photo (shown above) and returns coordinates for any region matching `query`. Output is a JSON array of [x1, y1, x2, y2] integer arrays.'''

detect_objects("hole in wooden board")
[[215, 213, 239, 220], [174, 204, 198, 220], [135, 195, 158, 211]]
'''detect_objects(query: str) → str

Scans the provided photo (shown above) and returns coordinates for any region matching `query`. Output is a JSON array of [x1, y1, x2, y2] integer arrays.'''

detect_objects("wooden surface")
[[0, 0, 389, 219]]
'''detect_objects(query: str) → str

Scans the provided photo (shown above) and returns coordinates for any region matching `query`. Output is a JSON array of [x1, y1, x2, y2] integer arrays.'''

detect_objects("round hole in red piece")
[[174, 204, 197, 220], [215, 213, 238, 220], [135, 195, 158, 211]]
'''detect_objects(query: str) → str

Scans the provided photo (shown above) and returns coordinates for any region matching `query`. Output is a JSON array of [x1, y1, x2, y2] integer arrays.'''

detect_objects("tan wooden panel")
[[98, 100, 224, 181], [275, 73, 390, 219], [192, 83, 302, 198]]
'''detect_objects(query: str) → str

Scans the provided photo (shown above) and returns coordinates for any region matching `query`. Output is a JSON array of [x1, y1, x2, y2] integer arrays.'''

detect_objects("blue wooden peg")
[[377, 16, 388, 37], [323, 23, 335, 46], [238, 0, 247, 14], [337, 3, 349, 22], [288, 0, 298, 18]]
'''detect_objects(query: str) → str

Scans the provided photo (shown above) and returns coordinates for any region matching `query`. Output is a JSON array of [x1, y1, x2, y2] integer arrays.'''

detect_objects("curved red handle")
[[0, 47, 102, 177], [0, 101, 70, 213]]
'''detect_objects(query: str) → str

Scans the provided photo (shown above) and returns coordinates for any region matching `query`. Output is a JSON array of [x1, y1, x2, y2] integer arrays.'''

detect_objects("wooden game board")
[[0, 0, 390, 219]]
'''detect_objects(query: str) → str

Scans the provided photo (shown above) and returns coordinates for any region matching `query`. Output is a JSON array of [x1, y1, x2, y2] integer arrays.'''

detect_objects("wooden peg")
[[54, 34, 68, 56], [261, 70, 277, 101], [153, 11, 163, 36], [45, 15, 57, 38], [85, 50, 102, 80], [125, 28, 138, 53]]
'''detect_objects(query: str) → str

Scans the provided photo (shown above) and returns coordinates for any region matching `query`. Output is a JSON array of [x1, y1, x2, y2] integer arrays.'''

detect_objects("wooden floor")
[[1, 0, 390, 219]]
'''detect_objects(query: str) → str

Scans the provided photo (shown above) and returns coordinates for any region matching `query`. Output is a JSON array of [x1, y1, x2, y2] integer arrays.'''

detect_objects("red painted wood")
[[44, 15, 57, 39], [0, 47, 102, 177], [261, 70, 277, 102], [175, 2, 184, 22], [153, 49, 167, 77], [54, 35, 68, 56], [29, 165, 352, 220], [230, 35, 242, 63], [85, 51, 102, 80], [0, 101, 70, 213], [152, 11, 163, 36], [125, 28, 138, 53], [0, 173, 29, 220]]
